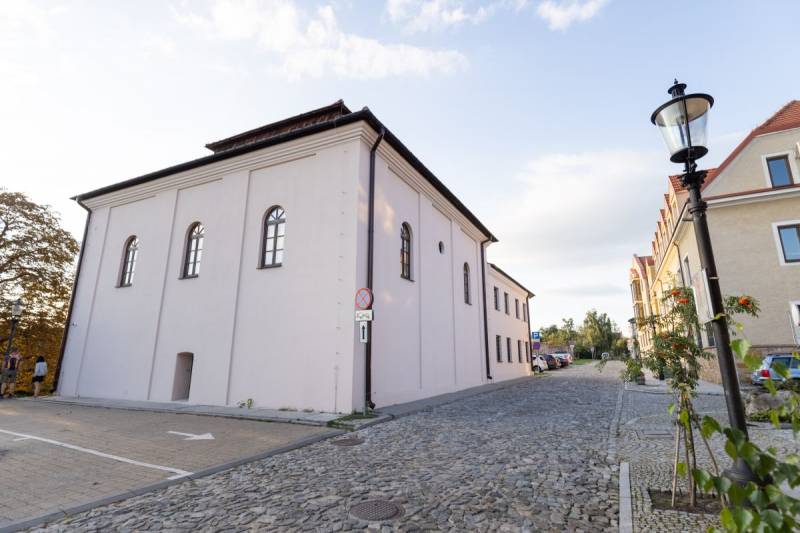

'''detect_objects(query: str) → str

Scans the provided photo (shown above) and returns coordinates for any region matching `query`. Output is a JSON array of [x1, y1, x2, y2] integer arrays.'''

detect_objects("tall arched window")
[[261, 206, 286, 267], [400, 222, 412, 280], [463, 262, 471, 304], [182, 223, 204, 278], [119, 236, 138, 287]]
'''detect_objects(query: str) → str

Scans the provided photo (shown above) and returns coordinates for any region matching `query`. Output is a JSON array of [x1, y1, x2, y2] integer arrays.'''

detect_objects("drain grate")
[[349, 500, 403, 521], [331, 436, 365, 447]]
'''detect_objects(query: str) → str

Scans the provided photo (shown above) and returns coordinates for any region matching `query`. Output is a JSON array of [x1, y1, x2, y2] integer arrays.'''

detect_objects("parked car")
[[553, 352, 571, 367], [751, 353, 800, 385], [531, 354, 548, 373], [542, 354, 559, 370]]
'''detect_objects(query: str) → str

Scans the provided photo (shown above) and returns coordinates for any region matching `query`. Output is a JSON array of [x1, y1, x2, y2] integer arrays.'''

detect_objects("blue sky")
[[2, 0, 799, 332]]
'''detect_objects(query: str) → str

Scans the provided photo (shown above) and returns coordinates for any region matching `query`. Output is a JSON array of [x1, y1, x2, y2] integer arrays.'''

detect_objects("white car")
[[531, 355, 548, 373]]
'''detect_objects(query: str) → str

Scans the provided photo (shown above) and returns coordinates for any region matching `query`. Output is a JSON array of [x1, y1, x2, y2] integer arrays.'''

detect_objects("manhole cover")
[[331, 436, 365, 446], [349, 500, 403, 521]]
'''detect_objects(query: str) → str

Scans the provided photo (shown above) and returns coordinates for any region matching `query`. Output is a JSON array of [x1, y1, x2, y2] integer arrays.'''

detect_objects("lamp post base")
[[724, 458, 760, 486]]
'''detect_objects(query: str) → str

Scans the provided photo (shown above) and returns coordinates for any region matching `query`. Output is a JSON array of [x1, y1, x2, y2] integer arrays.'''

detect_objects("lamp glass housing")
[[651, 94, 713, 163], [11, 299, 23, 318]]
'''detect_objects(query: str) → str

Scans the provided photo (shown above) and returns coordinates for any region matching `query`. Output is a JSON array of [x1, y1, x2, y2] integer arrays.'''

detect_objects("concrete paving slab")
[[0, 399, 333, 530]]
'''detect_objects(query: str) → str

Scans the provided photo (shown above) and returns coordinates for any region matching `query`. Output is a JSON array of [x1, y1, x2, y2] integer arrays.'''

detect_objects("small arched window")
[[400, 222, 412, 280], [261, 206, 286, 267], [182, 223, 204, 278], [119, 236, 138, 287], [463, 263, 471, 304]]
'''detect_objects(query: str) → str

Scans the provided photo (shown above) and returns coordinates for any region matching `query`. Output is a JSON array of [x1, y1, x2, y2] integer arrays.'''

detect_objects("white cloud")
[[536, 0, 607, 31], [485, 148, 672, 328], [386, 0, 527, 33], [172, 0, 468, 80]]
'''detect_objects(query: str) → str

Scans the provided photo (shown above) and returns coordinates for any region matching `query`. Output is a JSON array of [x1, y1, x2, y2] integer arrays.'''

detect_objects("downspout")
[[53, 199, 92, 394], [365, 127, 385, 412], [480, 239, 492, 380], [525, 293, 534, 367]]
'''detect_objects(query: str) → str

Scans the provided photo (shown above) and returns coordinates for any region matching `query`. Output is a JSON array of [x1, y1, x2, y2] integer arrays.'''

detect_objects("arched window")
[[182, 223, 204, 278], [119, 236, 138, 287], [261, 206, 286, 267], [400, 223, 412, 280], [463, 263, 471, 304]]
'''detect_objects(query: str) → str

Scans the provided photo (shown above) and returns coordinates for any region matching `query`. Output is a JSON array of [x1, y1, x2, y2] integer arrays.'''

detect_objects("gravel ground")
[[30, 363, 622, 532]]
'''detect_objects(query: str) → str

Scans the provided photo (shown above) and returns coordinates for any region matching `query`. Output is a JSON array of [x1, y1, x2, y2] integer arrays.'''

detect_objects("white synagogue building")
[[56, 101, 535, 413]]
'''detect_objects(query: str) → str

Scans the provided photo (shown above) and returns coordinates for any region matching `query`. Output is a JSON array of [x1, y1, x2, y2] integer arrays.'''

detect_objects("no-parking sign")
[[355, 287, 373, 310]]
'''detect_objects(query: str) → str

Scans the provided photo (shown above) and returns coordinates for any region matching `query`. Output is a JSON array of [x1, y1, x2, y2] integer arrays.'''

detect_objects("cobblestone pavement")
[[31, 363, 622, 532], [619, 382, 800, 532]]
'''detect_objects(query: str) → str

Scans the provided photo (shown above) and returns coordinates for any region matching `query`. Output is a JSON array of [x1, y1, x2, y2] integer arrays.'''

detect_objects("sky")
[[2, 0, 799, 334]]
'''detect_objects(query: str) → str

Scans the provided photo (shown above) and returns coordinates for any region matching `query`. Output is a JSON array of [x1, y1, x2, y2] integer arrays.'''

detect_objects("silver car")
[[751, 354, 800, 385]]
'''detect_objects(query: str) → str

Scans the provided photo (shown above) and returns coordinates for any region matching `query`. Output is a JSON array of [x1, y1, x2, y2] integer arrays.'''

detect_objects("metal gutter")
[[52, 200, 92, 394], [364, 128, 385, 412]]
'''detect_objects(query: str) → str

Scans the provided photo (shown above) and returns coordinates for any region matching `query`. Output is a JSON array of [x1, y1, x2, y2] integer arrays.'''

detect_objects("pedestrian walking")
[[32, 355, 48, 398], [1, 347, 22, 398]]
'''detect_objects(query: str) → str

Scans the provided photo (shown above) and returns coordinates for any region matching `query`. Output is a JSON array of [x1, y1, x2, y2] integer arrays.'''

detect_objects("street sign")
[[532, 342, 541, 350], [532, 331, 540, 341], [691, 269, 714, 324], [359, 321, 369, 343], [355, 309, 373, 322], [355, 287, 373, 310]]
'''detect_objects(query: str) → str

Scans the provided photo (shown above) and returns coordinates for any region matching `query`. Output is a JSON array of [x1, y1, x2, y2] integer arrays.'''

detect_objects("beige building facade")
[[630, 101, 800, 382]]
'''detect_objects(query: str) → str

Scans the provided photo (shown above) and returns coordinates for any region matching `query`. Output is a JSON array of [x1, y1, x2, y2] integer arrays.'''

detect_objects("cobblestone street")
[[31, 363, 622, 532]]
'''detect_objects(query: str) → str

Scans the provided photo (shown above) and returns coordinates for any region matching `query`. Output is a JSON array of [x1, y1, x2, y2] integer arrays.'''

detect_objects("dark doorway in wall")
[[172, 352, 194, 401]]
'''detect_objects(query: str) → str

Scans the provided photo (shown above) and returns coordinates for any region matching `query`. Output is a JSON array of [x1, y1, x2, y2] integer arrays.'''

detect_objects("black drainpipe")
[[365, 127, 385, 412], [526, 293, 534, 368], [52, 199, 92, 394], [480, 239, 492, 380]]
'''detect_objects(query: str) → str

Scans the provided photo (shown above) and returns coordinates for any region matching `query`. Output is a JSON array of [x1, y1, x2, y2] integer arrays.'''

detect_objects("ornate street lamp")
[[4, 298, 24, 360], [651, 80, 756, 485]]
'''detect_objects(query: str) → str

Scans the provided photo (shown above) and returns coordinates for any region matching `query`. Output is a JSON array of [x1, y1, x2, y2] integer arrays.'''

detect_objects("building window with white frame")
[[777, 224, 800, 263], [261, 206, 286, 267], [401, 222, 412, 280], [504, 292, 509, 314], [506, 337, 512, 362], [119, 236, 138, 287], [522, 302, 527, 322], [496, 335, 502, 362], [515, 298, 520, 319], [767, 155, 794, 187], [493, 287, 499, 310], [517, 340, 522, 363], [182, 223, 204, 278]]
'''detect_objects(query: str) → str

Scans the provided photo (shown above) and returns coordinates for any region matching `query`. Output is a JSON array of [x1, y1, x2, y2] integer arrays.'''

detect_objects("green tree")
[[0, 190, 79, 393]]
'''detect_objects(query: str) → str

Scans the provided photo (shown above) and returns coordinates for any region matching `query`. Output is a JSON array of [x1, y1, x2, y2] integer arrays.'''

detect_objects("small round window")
[[438, 241, 445, 254]]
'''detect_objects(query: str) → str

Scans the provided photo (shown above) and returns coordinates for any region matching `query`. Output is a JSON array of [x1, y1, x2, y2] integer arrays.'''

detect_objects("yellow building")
[[631, 101, 800, 382]]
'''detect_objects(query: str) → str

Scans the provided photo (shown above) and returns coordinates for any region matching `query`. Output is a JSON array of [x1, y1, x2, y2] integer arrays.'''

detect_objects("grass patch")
[[327, 411, 378, 429]]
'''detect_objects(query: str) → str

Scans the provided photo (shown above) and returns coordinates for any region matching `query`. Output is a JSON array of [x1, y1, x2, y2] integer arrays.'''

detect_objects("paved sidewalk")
[[39, 396, 339, 426], [619, 379, 800, 532], [27, 364, 622, 532], [623, 369, 724, 396], [0, 400, 333, 530]]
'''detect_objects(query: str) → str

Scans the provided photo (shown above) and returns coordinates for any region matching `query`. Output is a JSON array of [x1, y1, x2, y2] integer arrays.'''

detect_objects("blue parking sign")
[[532, 331, 540, 340]]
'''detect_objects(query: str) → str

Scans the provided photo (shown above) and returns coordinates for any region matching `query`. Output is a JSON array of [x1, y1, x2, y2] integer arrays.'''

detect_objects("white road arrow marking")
[[167, 431, 215, 441]]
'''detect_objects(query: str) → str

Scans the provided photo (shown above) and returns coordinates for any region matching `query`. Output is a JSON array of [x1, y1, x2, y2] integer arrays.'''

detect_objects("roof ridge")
[[755, 99, 800, 134]]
